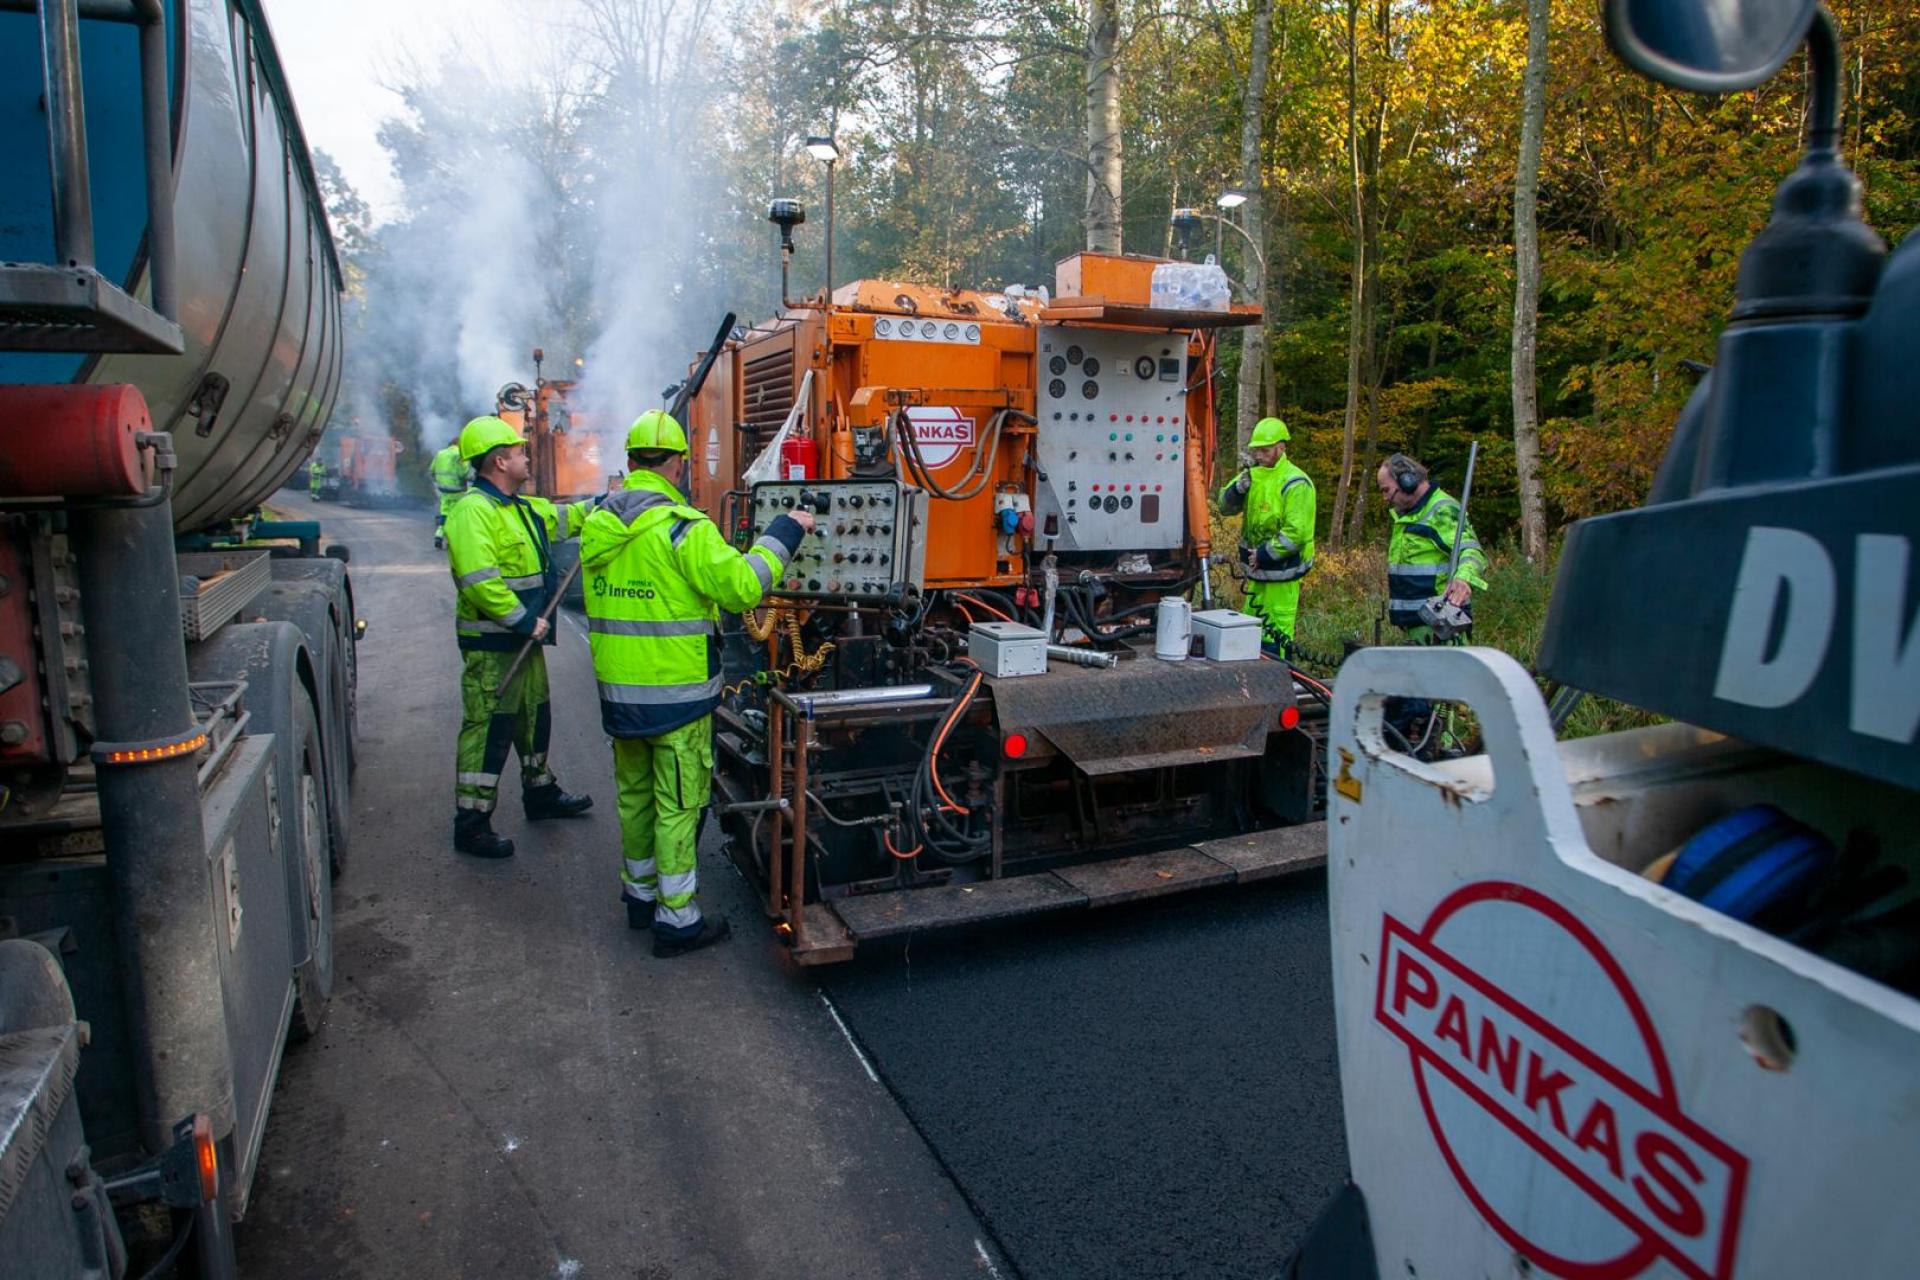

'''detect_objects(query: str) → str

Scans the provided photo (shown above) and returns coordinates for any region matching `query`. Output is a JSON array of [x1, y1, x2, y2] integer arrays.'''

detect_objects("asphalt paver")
[[238, 489, 1347, 1280]]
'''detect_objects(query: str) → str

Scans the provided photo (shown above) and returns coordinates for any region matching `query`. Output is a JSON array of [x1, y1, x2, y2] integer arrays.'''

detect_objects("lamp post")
[[805, 134, 840, 299], [1169, 208, 1266, 288], [1215, 188, 1247, 264]]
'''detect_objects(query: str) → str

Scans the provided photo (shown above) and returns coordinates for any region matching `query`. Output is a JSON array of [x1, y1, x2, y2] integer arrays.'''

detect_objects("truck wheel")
[[318, 620, 355, 879], [289, 691, 334, 1042]]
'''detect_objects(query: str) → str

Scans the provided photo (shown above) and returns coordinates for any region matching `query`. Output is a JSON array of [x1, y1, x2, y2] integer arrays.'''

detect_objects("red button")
[[1123, 484, 1131, 491], [1110, 414, 1118, 422]]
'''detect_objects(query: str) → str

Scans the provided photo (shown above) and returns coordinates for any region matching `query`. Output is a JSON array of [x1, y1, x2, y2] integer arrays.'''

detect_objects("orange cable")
[[929, 671, 982, 814], [955, 592, 1014, 623]]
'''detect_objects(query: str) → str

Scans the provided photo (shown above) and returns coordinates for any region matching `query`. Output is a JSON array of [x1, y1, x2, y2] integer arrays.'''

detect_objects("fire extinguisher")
[[780, 434, 818, 481]]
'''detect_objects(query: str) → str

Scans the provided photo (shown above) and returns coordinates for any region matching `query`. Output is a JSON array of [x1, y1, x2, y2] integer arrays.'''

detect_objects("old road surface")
[[239, 492, 1346, 1280]]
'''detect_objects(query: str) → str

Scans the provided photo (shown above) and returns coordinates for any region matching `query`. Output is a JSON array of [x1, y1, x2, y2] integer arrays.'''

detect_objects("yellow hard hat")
[[1250, 417, 1291, 447], [458, 415, 524, 463], [625, 410, 689, 454]]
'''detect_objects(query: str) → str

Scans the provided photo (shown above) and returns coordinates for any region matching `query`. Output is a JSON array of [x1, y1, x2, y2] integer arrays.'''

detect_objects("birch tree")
[[1233, 0, 1274, 455], [1085, 0, 1123, 251], [1511, 0, 1550, 563]]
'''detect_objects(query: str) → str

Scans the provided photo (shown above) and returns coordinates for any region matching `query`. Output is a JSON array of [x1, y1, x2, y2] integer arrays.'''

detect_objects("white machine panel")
[[1033, 326, 1189, 553], [748, 479, 927, 603]]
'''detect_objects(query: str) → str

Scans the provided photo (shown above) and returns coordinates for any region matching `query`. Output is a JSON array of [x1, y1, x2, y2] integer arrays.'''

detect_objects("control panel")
[[747, 479, 928, 602], [1032, 326, 1189, 552]]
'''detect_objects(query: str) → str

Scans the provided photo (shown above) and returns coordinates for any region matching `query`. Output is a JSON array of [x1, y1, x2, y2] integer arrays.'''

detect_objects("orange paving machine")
[[685, 233, 1328, 962]]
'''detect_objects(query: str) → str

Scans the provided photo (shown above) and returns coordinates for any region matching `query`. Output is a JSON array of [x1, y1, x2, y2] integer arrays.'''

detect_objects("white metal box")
[[1192, 608, 1262, 661], [968, 622, 1048, 678]]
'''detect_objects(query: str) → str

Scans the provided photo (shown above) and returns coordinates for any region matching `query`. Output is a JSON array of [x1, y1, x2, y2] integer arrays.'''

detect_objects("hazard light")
[[1280, 705, 1300, 731], [1003, 732, 1028, 759]]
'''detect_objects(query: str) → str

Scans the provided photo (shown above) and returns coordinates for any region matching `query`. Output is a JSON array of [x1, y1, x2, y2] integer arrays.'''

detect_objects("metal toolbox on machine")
[[968, 622, 1048, 678], [1192, 608, 1261, 661]]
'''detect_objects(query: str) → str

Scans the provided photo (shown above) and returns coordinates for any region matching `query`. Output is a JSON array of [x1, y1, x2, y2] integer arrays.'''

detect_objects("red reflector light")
[[1003, 733, 1028, 759], [1280, 705, 1301, 731]]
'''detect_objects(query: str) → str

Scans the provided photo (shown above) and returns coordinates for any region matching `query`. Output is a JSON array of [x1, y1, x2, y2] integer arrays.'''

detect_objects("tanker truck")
[[0, 2, 353, 1276]]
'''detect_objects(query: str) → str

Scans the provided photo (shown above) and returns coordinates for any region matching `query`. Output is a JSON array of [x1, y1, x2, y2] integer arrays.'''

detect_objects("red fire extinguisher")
[[780, 433, 818, 481]]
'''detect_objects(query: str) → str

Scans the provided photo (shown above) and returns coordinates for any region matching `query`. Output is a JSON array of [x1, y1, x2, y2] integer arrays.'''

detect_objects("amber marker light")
[[194, 1114, 219, 1202], [101, 732, 208, 765]]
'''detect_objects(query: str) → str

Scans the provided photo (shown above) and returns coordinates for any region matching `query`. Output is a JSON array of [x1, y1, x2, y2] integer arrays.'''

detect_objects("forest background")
[[315, 0, 1920, 555]]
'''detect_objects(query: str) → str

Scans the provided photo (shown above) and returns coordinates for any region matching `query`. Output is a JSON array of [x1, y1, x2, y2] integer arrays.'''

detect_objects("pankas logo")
[[902, 406, 976, 469], [1376, 882, 1749, 1280]]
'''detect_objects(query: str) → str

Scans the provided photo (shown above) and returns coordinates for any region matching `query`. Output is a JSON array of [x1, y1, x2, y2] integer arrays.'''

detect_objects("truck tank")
[[0, 0, 344, 531]]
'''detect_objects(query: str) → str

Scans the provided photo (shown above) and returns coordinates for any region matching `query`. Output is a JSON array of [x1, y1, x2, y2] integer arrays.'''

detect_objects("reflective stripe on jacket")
[[1386, 486, 1487, 628], [581, 469, 803, 738], [1220, 458, 1316, 583], [445, 481, 592, 652]]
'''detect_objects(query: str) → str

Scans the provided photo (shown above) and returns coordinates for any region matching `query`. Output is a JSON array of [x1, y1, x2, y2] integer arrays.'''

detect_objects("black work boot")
[[653, 917, 731, 959], [625, 897, 655, 930], [523, 783, 593, 820], [454, 811, 514, 859]]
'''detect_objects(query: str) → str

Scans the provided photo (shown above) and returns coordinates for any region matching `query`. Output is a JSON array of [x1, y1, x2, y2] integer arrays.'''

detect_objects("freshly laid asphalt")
[[237, 492, 1347, 1280], [820, 879, 1347, 1280]]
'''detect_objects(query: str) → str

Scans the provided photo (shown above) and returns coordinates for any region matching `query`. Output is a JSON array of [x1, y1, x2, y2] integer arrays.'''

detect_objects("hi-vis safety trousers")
[[456, 648, 555, 814], [1246, 578, 1303, 646], [614, 716, 712, 940]]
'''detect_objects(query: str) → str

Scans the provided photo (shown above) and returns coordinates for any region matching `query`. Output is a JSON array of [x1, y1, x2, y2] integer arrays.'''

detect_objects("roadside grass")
[[1207, 511, 1661, 741]]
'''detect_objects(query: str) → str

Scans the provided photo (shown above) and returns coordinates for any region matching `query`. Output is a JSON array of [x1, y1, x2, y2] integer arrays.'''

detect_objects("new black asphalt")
[[239, 493, 1347, 1279], [820, 878, 1348, 1280]]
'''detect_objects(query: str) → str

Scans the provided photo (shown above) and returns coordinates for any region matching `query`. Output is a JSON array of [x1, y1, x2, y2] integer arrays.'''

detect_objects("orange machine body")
[[687, 262, 1239, 593], [498, 377, 619, 501], [336, 434, 401, 493]]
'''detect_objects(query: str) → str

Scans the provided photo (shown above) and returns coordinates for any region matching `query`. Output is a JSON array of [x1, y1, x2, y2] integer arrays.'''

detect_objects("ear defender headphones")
[[1387, 455, 1422, 494]]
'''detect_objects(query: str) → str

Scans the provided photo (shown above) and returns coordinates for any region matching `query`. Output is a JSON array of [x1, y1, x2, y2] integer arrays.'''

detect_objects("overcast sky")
[[260, 0, 552, 220]]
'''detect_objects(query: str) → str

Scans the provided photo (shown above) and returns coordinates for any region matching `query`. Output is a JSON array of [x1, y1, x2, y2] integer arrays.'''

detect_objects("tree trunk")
[[1233, 0, 1274, 457], [1085, 0, 1123, 253], [1511, 0, 1550, 565], [1329, 0, 1365, 550]]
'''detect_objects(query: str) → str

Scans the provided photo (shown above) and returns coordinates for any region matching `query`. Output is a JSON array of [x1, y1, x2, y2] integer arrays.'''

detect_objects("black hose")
[[133, 1215, 194, 1280]]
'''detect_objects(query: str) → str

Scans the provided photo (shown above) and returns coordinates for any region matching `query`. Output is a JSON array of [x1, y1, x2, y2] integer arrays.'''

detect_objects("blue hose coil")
[[1665, 803, 1835, 925]]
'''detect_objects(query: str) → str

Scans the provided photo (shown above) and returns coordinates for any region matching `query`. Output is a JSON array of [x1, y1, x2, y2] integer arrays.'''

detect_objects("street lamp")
[[805, 134, 840, 299], [1168, 208, 1267, 283], [1215, 188, 1250, 262]]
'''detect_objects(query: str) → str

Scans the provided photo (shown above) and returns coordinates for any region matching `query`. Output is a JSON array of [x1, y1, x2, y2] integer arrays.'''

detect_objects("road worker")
[[1375, 452, 1487, 642], [1220, 417, 1315, 648], [430, 435, 470, 549], [308, 455, 326, 499], [444, 415, 594, 858], [580, 410, 813, 956]]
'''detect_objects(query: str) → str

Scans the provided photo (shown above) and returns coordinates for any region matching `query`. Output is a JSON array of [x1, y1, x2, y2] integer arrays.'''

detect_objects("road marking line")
[[974, 1238, 1005, 1279], [817, 990, 879, 1084]]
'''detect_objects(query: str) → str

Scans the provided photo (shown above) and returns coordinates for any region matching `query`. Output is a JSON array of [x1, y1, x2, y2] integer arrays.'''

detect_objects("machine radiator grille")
[[742, 348, 796, 436]]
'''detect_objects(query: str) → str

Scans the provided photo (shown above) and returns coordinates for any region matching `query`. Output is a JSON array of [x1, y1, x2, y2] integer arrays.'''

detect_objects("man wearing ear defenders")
[[1375, 452, 1487, 642]]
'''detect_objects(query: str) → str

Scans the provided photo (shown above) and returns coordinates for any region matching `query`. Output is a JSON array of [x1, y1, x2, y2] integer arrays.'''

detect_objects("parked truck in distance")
[[0, 2, 354, 1275]]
